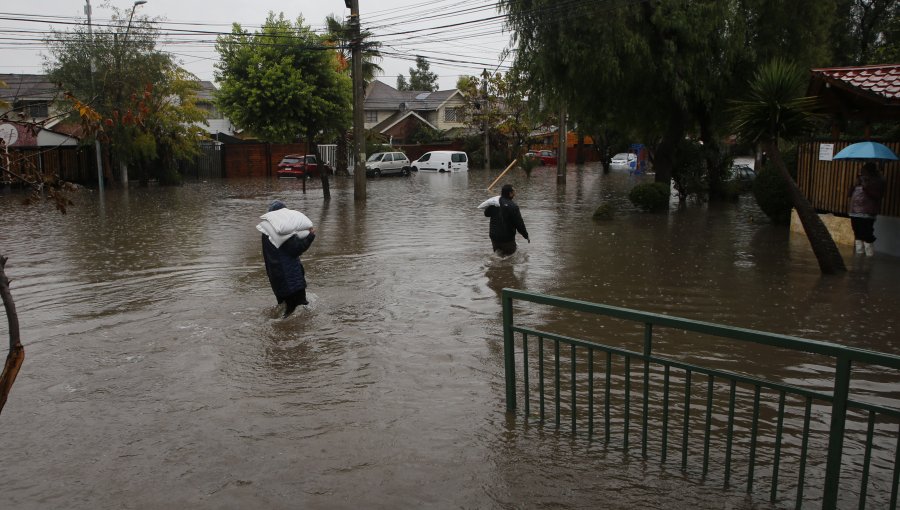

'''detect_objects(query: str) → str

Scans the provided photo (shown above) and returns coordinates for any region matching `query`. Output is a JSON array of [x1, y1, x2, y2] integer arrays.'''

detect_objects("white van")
[[410, 151, 469, 173]]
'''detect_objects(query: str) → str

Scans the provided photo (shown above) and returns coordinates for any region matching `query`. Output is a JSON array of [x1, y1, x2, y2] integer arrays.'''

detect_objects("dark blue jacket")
[[262, 232, 316, 299]]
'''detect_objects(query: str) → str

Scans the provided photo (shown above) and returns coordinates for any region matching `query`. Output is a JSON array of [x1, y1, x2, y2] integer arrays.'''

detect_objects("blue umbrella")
[[833, 141, 899, 161]]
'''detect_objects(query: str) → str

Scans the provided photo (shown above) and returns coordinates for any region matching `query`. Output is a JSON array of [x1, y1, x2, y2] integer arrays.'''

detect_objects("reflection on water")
[[1, 164, 899, 508]]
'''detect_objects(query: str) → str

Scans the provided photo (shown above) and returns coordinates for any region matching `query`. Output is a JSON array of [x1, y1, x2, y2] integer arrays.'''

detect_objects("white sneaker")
[[855, 240, 864, 254], [864, 242, 875, 256]]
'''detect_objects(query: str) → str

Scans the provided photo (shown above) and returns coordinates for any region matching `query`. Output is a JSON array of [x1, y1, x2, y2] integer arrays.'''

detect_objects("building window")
[[366, 110, 377, 123], [444, 107, 462, 123], [15, 100, 49, 118]]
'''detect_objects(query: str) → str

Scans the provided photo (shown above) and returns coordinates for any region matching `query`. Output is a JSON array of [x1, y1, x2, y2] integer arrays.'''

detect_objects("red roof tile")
[[811, 64, 900, 101]]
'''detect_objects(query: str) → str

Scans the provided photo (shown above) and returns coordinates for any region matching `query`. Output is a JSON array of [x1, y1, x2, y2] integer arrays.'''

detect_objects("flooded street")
[[2, 164, 899, 509]]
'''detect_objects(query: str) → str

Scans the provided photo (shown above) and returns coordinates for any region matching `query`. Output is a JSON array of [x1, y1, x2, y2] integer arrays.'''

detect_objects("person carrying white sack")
[[258, 200, 316, 318], [481, 184, 529, 256]]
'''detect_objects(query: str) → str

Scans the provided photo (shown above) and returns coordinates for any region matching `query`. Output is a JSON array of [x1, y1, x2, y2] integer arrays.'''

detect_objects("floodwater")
[[1, 164, 899, 509]]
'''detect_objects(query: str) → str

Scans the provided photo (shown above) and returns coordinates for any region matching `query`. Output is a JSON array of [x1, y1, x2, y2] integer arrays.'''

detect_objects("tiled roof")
[[810, 64, 900, 101], [0, 74, 59, 101], [364, 80, 458, 110]]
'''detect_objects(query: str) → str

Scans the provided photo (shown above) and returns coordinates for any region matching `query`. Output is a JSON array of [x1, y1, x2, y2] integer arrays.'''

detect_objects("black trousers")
[[851, 216, 876, 243], [280, 289, 308, 317], [491, 239, 517, 256]]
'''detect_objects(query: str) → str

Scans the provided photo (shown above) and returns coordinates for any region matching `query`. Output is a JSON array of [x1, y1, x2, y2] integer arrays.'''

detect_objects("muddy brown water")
[[1, 165, 899, 509]]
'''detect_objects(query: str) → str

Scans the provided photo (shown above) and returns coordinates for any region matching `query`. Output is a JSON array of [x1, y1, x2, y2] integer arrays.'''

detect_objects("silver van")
[[410, 151, 469, 173], [365, 152, 411, 177]]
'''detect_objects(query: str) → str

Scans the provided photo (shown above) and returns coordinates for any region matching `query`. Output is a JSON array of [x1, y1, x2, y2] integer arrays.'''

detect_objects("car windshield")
[[280, 157, 301, 164], [613, 153, 630, 160], [367, 153, 384, 162]]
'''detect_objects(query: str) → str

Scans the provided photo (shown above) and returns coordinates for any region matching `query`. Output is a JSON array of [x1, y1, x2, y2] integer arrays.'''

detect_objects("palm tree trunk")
[[765, 140, 846, 274]]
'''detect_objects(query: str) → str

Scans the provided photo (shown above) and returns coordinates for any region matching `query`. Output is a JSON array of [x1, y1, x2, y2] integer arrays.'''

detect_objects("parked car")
[[410, 151, 469, 173], [610, 152, 637, 170], [276, 154, 329, 178], [728, 164, 757, 191], [365, 151, 411, 177], [524, 150, 558, 166]]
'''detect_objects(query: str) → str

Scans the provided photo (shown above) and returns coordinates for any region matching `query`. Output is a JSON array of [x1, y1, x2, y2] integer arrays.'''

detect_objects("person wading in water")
[[483, 184, 529, 256]]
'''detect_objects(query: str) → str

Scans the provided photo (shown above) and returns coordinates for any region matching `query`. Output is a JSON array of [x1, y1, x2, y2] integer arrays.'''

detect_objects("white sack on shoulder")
[[257, 219, 311, 249], [260, 208, 314, 235], [477, 196, 501, 209]]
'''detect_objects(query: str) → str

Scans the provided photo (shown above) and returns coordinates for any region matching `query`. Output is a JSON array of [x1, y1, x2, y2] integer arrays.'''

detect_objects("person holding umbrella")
[[848, 162, 885, 256]]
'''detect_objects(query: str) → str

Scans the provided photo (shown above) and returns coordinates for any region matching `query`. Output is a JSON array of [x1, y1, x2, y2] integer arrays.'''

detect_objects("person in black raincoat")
[[484, 184, 529, 256], [261, 200, 316, 317]]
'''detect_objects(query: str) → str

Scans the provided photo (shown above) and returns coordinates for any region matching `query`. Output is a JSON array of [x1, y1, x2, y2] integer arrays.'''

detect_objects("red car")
[[277, 154, 329, 178], [524, 150, 558, 166]]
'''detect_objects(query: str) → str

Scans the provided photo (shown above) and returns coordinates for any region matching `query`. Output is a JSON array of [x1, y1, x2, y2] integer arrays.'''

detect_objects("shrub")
[[521, 155, 539, 176], [752, 164, 792, 224], [671, 140, 707, 201], [592, 202, 614, 220], [629, 182, 670, 212]]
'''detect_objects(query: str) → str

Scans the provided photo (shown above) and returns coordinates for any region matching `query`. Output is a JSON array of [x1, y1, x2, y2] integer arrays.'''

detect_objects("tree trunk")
[[336, 131, 350, 177], [309, 131, 330, 200], [653, 109, 684, 185], [765, 140, 846, 274], [699, 112, 724, 200], [0, 255, 25, 416]]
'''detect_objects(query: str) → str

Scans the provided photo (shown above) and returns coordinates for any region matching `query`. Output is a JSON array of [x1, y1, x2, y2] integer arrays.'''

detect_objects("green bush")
[[628, 182, 670, 212], [592, 202, 615, 220], [671, 140, 707, 201], [521, 155, 539, 175], [751, 164, 792, 224]]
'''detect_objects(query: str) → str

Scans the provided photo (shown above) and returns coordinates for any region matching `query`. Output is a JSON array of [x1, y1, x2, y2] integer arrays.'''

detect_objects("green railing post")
[[502, 290, 517, 412], [823, 356, 851, 510]]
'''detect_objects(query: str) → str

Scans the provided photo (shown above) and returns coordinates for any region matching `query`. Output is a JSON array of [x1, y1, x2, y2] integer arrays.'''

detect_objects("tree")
[[396, 74, 410, 91], [408, 56, 439, 91], [323, 13, 383, 175], [216, 12, 351, 198], [831, 0, 899, 65], [731, 59, 846, 274], [44, 8, 206, 185], [499, 0, 842, 194], [457, 70, 534, 167]]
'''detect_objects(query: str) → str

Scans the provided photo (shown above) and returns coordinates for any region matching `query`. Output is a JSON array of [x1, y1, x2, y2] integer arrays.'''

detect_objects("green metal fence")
[[501, 289, 900, 510]]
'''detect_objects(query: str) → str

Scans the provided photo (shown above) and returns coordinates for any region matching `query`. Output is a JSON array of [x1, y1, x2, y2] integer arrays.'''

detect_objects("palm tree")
[[731, 59, 846, 274], [323, 14, 383, 176]]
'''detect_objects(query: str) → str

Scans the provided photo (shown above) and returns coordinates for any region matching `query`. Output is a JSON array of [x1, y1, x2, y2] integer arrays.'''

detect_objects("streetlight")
[[125, 1, 147, 42], [117, 0, 146, 185], [85, 0, 105, 193]]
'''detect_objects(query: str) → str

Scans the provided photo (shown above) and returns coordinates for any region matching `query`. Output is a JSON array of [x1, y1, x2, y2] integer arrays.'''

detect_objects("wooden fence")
[[2, 146, 96, 185], [223, 143, 308, 179], [797, 140, 900, 218]]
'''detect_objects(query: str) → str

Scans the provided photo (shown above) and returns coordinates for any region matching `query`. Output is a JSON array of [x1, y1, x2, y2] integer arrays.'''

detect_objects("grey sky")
[[0, 0, 513, 90]]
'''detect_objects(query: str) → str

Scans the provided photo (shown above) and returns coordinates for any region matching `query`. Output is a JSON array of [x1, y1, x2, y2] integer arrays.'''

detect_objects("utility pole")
[[482, 69, 490, 171], [557, 101, 567, 184], [85, 0, 104, 193], [347, 0, 366, 201]]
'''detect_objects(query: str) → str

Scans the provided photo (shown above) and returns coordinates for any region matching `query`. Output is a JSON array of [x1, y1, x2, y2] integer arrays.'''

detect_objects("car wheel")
[[401, 167, 410, 176], [374, 169, 381, 177], [411, 166, 418, 172]]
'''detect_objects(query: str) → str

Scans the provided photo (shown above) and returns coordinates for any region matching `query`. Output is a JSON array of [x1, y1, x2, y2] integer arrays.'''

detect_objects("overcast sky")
[[1, 0, 514, 90]]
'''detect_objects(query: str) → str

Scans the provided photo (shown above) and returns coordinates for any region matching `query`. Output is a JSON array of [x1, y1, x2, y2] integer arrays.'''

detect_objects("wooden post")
[[487, 159, 518, 191]]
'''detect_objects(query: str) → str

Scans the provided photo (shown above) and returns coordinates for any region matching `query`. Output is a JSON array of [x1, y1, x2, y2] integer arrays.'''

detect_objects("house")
[[363, 80, 469, 143], [0, 74, 79, 147], [194, 80, 239, 141], [796, 64, 900, 256]]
